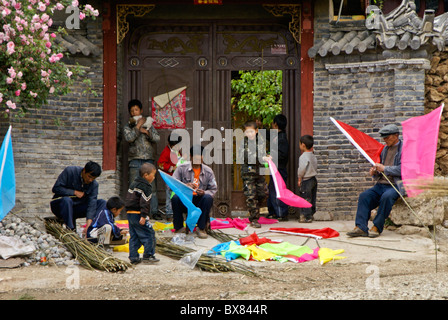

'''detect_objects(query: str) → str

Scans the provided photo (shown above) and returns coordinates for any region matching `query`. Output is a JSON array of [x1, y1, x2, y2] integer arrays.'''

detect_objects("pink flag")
[[401, 104, 444, 197], [266, 159, 312, 208], [330, 117, 384, 165]]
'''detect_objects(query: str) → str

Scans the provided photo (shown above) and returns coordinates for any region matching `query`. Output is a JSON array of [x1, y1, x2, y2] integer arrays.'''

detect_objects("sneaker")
[[368, 226, 380, 238], [250, 221, 261, 228], [195, 229, 208, 239], [143, 255, 160, 264], [304, 217, 313, 223], [346, 227, 368, 237], [130, 258, 142, 265]]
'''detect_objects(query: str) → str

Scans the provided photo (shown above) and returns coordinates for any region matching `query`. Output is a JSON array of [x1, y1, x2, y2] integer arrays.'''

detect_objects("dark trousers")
[[267, 167, 289, 218], [171, 194, 213, 231], [127, 213, 156, 262], [355, 183, 399, 234], [50, 197, 106, 230], [299, 177, 317, 219]]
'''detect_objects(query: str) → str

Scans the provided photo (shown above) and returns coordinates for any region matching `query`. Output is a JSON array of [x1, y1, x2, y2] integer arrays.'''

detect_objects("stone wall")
[[427, 50, 448, 175], [2, 9, 122, 221]]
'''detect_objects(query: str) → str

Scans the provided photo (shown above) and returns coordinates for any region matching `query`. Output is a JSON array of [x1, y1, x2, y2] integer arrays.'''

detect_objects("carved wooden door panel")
[[123, 19, 300, 216]]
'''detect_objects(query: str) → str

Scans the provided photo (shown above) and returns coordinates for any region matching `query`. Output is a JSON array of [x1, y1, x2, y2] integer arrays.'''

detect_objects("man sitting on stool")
[[171, 145, 217, 239]]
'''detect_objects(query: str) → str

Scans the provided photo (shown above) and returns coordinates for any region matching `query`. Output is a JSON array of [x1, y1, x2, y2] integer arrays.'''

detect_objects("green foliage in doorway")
[[231, 70, 282, 127]]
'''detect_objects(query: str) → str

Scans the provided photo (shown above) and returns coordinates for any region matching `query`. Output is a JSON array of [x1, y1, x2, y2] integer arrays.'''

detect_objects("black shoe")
[[130, 258, 142, 265], [279, 216, 289, 222], [151, 214, 163, 221], [266, 213, 276, 219], [143, 255, 160, 264]]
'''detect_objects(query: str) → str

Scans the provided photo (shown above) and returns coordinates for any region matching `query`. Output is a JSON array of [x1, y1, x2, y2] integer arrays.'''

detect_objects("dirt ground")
[[1, 219, 448, 304]]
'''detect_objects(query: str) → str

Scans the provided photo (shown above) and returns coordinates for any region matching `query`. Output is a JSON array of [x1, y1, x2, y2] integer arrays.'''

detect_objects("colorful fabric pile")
[[208, 232, 346, 265]]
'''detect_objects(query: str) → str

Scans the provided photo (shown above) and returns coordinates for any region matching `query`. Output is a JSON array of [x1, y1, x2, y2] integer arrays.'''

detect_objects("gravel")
[[0, 216, 78, 267]]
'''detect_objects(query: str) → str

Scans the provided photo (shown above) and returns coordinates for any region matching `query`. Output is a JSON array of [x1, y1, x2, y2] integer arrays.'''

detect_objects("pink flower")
[[6, 100, 16, 110], [71, 0, 78, 7], [55, 3, 64, 10], [38, 2, 46, 11], [6, 41, 14, 55], [6, 77, 13, 84], [50, 32, 56, 38], [15, 90, 20, 96], [21, 82, 26, 90], [79, 12, 85, 20], [7, 66, 16, 78], [17, 71, 22, 79], [0, 93, 3, 103], [49, 86, 55, 93], [45, 41, 51, 48], [30, 91, 37, 98], [2, 8, 11, 17]]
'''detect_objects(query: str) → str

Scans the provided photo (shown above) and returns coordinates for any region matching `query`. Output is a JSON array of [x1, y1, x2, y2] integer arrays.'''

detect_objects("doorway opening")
[[230, 69, 283, 210]]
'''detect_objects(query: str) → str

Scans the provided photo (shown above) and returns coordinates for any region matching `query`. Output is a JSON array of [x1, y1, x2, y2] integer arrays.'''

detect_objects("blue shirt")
[[52, 166, 99, 220]]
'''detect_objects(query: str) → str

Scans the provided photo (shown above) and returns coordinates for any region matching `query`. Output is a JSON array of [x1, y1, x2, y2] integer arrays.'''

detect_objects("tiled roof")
[[308, 0, 448, 58], [54, 32, 101, 57]]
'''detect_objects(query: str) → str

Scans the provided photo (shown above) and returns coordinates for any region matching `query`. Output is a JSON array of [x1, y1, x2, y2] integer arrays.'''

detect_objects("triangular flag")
[[330, 117, 384, 166], [266, 159, 312, 208], [401, 104, 444, 197], [0, 126, 15, 221], [158, 170, 202, 232]]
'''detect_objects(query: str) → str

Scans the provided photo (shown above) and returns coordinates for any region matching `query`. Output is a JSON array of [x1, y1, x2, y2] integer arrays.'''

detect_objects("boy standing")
[[297, 135, 318, 223], [267, 114, 290, 221], [87, 196, 128, 246], [125, 162, 160, 264], [123, 99, 161, 220], [238, 121, 267, 228]]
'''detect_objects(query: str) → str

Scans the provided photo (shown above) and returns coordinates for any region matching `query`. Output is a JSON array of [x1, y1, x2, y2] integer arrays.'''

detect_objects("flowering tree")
[[0, 0, 99, 116]]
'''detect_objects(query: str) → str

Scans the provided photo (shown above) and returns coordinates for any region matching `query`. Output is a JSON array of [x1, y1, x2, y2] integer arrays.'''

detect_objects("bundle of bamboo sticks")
[[45, 220, 132, 272], [156, 236, 258, 277]]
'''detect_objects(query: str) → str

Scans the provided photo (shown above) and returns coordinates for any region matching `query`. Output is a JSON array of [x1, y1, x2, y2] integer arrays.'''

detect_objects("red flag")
[[269, 227, 340, 239], [330, 117, 384, 165]]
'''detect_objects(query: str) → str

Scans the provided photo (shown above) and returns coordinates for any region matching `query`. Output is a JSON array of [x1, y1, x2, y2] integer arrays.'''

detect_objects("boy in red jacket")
[[157, 132, 182, 220]]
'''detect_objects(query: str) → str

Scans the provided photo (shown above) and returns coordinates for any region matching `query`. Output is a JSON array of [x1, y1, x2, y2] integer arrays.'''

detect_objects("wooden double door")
[[123, 11, 301, 216]]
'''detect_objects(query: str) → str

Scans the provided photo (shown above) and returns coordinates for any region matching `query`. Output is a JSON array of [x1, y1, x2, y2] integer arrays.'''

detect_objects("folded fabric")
[[153, 221, 174, 231], [259, 242, 313, 258], [210, 217, 279, 231], [269, 227, 340, 239], [207, 240, 240, 255], [238, 232, 279, 246], [318, 248, 346, 265], [223, 242, 251, 261], [246, 244, 277, 261]]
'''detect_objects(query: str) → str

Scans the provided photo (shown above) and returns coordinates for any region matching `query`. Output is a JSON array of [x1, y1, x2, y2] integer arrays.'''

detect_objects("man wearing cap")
[[347, 124, 403, 238]]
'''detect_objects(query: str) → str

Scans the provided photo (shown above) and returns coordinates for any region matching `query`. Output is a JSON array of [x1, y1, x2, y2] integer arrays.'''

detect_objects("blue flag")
[[158, 170, 202, 232], [0, 126, 15, 221]]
